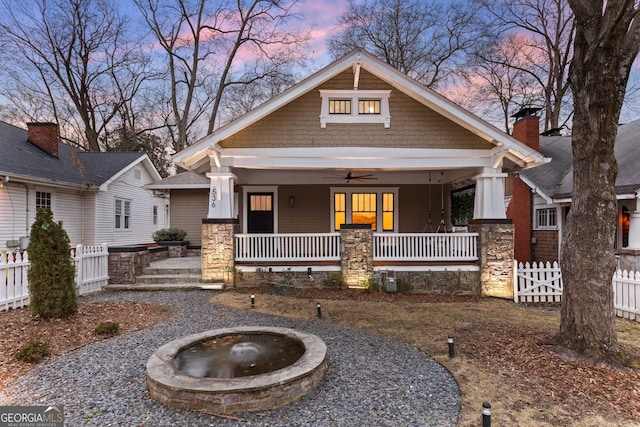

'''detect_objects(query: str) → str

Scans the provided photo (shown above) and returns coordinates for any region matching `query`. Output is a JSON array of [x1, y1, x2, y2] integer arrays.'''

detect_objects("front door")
[[247, 193, 274, 233]]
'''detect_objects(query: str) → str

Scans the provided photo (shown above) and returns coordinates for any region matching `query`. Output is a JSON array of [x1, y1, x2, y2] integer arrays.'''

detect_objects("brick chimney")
[[511, 107, 541, 150], [507, 107, 541, 263], [27, 122, 59, 157]]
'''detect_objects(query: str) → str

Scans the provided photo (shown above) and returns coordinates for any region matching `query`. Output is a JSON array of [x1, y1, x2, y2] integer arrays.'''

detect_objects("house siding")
[[169, 189, 209, 246], [277, 185, 330, 233], [219, 70, 492, 150], [94, 165, 166, 246], [0, 182, 28, 251], [50, 188, 84, 245], [532, 230, 559, 262]]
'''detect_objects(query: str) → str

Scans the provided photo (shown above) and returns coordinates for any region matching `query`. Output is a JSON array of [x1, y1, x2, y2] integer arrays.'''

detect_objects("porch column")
[[473, 167, 508, 220], [627, 190, 640, 249], [468, 219, 514, 299], [201, 219, 235, 286], [340, 224, 373, 288], [206, 172, 236, 219]]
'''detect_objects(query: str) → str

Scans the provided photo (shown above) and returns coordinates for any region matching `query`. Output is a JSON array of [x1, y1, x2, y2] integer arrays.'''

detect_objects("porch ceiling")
[[230, 168, 475, 186]]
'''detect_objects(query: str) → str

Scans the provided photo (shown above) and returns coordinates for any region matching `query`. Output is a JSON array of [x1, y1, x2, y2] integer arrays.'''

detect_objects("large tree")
[[328, 0, 484, 88], [0, 0, 149, 151], [558, 0, 640, 360], [136, 0, 309, 152]]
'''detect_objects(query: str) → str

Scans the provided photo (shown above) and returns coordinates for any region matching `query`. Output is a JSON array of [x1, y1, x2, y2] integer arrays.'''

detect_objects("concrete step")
[[104, 282, 224, 291], [136, 274, 202, 284], [142, 267, 202, 275]]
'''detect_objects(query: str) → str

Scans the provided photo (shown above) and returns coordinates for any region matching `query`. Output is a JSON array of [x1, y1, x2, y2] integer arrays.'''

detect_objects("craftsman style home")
[[0, 121, 168, 251], [169, 49, 548, 297]]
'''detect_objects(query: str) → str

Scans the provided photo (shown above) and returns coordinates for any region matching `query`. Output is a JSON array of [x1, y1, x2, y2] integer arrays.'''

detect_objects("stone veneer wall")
[[108, 246, 150, 284], [201, 219, 236, 286], [468, 219, 515, 299], [340, 224, 373, 288], [403, 270, 480, 295]]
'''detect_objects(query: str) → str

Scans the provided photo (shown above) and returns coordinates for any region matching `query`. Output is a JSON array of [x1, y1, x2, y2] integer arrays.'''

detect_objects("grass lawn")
[[212, 288, 640, 427]]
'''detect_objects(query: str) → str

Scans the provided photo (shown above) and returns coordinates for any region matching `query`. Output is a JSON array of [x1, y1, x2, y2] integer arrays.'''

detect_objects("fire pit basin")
[[146, 326, 327, 414]]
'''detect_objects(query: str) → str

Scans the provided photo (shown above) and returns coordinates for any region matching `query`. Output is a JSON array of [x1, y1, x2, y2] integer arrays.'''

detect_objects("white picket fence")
[[0, 244, 109, 312], [515, 260, 640, 321]]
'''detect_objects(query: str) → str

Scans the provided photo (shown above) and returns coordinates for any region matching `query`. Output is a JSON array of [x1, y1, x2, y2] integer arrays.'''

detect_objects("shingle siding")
[[219, 70, 492, 150]]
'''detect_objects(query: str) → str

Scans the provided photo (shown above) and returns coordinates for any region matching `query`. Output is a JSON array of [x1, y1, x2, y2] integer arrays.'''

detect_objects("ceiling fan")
[[324, 170, 378, 183]]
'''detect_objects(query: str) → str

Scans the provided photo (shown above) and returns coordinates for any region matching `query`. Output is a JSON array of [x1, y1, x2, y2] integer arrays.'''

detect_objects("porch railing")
[[235, 233, 341, 262], [235, 232, 479, 263], [374, 232, 478, 261]]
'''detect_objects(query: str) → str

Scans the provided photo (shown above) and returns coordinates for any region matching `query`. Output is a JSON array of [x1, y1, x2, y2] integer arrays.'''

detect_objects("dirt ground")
[[1, 288, 639, 427], [0, 300, 170, 391]]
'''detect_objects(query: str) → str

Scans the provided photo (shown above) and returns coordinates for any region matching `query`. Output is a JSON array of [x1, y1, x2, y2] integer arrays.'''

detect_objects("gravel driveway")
[[2, 291, 460, 426]]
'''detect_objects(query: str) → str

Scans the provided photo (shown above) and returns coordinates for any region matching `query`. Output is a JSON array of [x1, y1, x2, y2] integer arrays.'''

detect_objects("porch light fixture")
[[289, 196, 295, 208]]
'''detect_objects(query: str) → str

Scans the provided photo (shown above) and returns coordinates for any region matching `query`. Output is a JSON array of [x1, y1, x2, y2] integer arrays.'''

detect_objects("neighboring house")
[[0, 121, 169, 252], [161, 49, 549, 296], [507, 111, 640, 269], [147, 171, 209, 246]]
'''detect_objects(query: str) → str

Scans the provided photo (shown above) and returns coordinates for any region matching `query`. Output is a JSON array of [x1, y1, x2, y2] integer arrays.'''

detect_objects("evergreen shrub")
[[27, 209, 77, 319]]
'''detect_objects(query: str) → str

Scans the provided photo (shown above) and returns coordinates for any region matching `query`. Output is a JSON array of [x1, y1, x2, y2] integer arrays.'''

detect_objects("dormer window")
[[358, 99, 380, 114], [329, 99, 351, 114], [320, 89, 391, 128]]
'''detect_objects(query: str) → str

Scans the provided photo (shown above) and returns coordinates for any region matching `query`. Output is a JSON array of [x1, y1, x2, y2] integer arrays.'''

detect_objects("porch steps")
[[104, 256, 224, 291]]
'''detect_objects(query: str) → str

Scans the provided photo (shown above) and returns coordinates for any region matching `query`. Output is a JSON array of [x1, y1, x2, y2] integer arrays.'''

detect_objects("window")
[[352, 193, 377, 230], [134, 169, 142, 180], [35, 191, 52, 211], [331, 187, 398, 232], [334, 193, 346, 231], [535, 208, 557, 229], [382, 193, 394, 231], [329, 99, 351, 114], [153, 205, 158, 225], [249, 194, 272, 211], [358, 99, 381, 114], [115, 199, 131, 230], [319, 89, 391, 128]]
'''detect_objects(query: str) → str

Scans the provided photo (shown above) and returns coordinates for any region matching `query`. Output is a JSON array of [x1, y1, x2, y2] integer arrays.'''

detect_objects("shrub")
[[15, 341, 50, 363], [27, 209, 77, 319], [94, 321, 120, 336], [323, 272, 344, 287], [152, 228, 187, 242]]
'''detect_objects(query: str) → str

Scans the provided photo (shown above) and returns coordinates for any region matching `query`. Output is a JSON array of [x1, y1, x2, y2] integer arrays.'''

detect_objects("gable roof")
[[520, 119, 640, 201], [0, 121, 161, 189], [173, 49, 548, 171], [146, 170, 210, 189]]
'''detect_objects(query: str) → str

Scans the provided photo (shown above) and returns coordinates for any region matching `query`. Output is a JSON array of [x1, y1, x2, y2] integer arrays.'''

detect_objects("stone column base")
[[469, 219, 515, 299], [201, 219, 236, 286]]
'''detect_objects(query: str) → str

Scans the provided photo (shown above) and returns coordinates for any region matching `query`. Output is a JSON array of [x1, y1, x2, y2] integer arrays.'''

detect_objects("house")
[[507, 111, 640, 270], [164, 49, 549, 297], [0, 121, 169, 252]]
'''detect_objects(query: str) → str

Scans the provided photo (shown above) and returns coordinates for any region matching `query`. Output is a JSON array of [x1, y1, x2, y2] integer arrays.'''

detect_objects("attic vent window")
[[320, 89, 390, 128]]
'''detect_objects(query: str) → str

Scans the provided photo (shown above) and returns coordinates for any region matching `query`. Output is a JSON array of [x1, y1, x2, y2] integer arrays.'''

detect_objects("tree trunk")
[[556, 0, 639, 358]]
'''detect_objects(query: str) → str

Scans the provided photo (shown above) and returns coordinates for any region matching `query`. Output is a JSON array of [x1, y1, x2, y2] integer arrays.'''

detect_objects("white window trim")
[[320, 89, 391, 128], [330, 187, 399, 232], [242, 186, 279, 234], [34, 187, 54, 212], [534, 206, 558, 230], [115, 198, 132, 231]]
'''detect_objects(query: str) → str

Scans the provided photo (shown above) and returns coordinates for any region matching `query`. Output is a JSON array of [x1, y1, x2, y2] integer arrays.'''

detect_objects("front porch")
[[202, 220, 512, 297]]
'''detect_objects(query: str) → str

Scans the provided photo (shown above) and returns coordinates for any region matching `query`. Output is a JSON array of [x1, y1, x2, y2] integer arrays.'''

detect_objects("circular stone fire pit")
[[146, 326, 327, 414]]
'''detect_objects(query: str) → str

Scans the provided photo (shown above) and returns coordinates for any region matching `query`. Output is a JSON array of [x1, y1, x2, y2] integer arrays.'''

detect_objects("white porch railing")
[[235, 233, 341, 262], [374, 233, 478, 261], [1, 244, 110, 312], [514, 261, 640, 321]]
